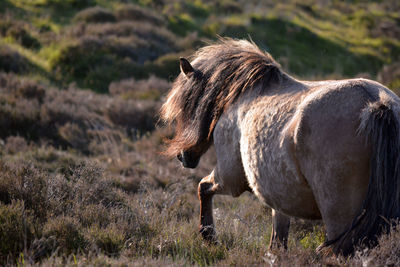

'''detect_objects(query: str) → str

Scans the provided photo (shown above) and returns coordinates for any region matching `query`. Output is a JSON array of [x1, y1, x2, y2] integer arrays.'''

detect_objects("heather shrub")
[[5, 23, 40, 49], [0, 161, 48, 220], [185, 1, 210, 18], [40, 0, 95, 9], [86, 224, 125, 255], [0, 46, 30, 73], [86, 128, 126, 156], [378, 62, 400, 93], [0, 73, 160, 153], [214, 0, 243, 14], [47, 162, 123, 216], [50, 37, 118, 87], [0, 72, 45, 101], [0, 73, 45, 140], [109, 76, 170, 101], [69, 163, 125, 207], [77, 204, 111, 227], [73, 6, 116, 23], [42, 216, 86, 254], [351, 223, 400, 266], [116, 4, 165, 26], [52, 22, 177, 90], [58, 122, 90, 152], [4, 136, 28, 155], [71, 22, 177, 57], [82, 60, 145, 92], [38, 87, 119, 149], [0, 18, 11, 36], [167, 13, 199, 36], [0, 153, 155, 261], [105, 98, 158, 134], [0, 95, 41, 139], [148, 52, 181, 79], [0, 201, 37, 262], [22, 146, 80, 177], [40, 87, 107, 126], [370, 18, 400, 39], [30, 236, 58, 261]]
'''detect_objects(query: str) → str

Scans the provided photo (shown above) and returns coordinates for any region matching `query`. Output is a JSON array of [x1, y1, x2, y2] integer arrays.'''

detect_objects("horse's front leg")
[[198, 171, 221, 241], [269, 209, 291, 249]]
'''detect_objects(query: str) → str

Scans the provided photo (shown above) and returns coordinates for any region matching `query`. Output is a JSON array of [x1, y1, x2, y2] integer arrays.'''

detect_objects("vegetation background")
[[0, 0, 399, 265]]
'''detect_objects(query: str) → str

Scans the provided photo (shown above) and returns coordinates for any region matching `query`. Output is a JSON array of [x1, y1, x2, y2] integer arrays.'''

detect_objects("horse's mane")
[[161, 38, 283, 156]]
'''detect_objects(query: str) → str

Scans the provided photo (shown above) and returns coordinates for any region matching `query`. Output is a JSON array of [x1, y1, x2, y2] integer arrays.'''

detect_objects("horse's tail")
[[329, 96, 400, 256]]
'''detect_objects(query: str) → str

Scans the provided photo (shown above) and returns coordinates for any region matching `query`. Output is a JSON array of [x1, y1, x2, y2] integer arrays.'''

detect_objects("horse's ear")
[[180, 57, 194, 77]]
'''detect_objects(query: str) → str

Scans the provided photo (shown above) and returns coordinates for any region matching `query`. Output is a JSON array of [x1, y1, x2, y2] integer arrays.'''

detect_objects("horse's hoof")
[[200, 225, 216, 242]]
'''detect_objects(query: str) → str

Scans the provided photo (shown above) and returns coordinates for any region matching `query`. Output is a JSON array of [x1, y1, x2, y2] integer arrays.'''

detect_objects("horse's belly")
[[240, 122, 321, 219], [259, 171, 322, 219], [240, 136, 321, 219]]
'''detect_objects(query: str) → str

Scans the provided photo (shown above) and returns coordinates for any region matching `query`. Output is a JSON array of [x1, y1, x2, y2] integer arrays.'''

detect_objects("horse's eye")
[[177, 153, 183, 162]]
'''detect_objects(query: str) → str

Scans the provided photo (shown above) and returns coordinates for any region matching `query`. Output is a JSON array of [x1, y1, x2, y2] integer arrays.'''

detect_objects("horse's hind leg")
[[198, 171, 221, 241], [269, 209, 290, 249]]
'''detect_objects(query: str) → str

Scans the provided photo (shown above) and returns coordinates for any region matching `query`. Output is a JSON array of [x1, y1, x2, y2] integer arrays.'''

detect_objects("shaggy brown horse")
[[160, 38, 400, 256]]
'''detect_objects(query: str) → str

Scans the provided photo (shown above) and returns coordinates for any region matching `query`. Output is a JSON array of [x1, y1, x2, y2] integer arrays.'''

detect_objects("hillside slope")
[[0, 0, 400, 265], [1, 0, 399, 92]]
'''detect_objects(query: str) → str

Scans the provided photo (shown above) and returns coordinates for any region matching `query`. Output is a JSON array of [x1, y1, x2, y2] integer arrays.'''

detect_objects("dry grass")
[[0, 0, 399, 265], [0, 107, 399, 266], [0, 72, 399, 265]]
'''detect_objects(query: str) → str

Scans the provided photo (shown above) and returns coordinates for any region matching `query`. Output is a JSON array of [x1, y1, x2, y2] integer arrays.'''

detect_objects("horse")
[[160, 38, 400, 256]]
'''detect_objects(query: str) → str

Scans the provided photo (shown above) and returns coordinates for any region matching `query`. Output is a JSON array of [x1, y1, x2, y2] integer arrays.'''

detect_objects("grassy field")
[[0, 0, 400, 265]]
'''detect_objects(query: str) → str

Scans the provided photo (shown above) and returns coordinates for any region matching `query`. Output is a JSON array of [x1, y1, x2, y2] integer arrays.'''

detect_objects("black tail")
[[329, 101, 400, 256]]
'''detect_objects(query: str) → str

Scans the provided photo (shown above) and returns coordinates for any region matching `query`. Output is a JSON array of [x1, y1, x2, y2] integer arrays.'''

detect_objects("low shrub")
[[352, 223, 400, 266], [58, 122, 90, 152], [77, 204, 111, 227], [214, 0, 243, 14], [0, 161, 48, 220], [167, 13, 199, 36], [46, 162, 122, 215], [147, 52, 181, 79], [116, 4, 164, 26], [109, 76, 170, 100], [5, 24, 40, 49], [0, 201, 37, 262], [52, 21, 178, 90], [4, 136, 29, 155], [82, 59, 145, 92], [86, 224, 125, 255], [43, 216, 86, 254], [73, 6, 116, 23], [105, 98, 158, 135], [67, 22, 177, 60], [39, 0, 95, 9], [0, 46, 30, 73], [185, 1, 210, 18], [0, 73, 160, 153], [378, 62, 400, 93], [0, 72, 45, 101]]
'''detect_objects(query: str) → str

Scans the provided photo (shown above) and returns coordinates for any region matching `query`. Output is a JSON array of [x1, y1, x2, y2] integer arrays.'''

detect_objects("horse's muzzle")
[[177, 151, 199, 169]]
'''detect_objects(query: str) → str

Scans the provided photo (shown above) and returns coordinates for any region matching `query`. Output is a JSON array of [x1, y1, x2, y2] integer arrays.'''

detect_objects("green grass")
[[1, 0, 399, 91]]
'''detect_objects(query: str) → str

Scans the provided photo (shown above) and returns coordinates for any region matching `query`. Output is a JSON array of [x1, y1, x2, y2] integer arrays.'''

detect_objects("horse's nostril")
[[177, 153, 183, 162]]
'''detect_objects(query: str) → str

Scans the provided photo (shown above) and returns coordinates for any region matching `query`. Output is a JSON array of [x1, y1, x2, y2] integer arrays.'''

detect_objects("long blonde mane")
[[160, 39, 283, 156]]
